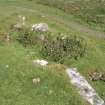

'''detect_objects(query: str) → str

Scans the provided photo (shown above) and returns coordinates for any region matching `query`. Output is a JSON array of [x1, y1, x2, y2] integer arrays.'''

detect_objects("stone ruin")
[[66, 68, 105, 105]]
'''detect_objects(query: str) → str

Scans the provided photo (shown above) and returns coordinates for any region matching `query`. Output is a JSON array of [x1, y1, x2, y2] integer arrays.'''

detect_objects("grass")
[[38, 0, 105, 32], [0, 43, 89, 105], [0, 0, 105, 105]]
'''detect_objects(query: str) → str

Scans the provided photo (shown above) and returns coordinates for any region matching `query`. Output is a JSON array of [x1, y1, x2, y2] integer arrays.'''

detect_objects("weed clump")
[[41, 33, 87, 63], [38, 0, 105, 25], [17, 29, 41, 47]]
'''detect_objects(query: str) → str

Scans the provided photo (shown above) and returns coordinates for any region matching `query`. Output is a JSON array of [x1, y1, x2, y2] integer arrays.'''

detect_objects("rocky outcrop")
[[66, 68, 105, 105]]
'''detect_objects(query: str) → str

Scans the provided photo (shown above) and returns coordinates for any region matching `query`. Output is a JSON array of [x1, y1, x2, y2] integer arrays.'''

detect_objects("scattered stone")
[[33, 59, 48, 66], [32, 77, 40, 85], [66, 68, 104, 105], [31, 23, 49, 32]]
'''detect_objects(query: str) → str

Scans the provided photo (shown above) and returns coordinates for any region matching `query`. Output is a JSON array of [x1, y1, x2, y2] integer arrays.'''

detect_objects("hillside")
[[0, 0, 105, 105]]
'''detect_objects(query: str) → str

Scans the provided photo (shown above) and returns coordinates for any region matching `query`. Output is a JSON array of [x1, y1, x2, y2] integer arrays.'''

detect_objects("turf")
[[0, 0, 105, 105]]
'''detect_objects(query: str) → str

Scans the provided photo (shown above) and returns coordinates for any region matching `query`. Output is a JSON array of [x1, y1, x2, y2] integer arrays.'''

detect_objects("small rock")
[[32, 78, 40, 85], [33, 59, 48, 66]]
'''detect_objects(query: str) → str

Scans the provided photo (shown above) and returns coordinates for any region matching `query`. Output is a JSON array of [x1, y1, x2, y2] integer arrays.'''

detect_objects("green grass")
[[0, 43, 89, 105], [38, 0, 105, 32], [0, 0, 105, 105]]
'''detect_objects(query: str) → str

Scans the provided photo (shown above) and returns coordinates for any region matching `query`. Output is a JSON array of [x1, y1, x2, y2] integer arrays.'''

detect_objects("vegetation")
[[16, 28, 87, 63], [0, 30, 4, 43], [42, 33, 86, 63], [16, 29, 39, 47], [0, 0, 105, 105], [38, 0, 105, 31]]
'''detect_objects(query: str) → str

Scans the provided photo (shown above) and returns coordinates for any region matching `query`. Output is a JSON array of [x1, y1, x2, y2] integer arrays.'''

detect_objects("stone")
[[13, 15, 26, 31], [33, 59, 48, 66], [66, 68, 104, 105], [31, 23, 48, 32], [5, 65, 9, 68]]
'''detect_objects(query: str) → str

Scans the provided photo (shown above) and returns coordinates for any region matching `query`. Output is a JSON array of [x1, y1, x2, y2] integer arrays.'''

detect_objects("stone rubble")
[[66, 68, 105, 105]]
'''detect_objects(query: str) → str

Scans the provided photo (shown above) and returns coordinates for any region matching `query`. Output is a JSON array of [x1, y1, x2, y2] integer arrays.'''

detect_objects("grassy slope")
[[0, 43, 89, 105], [0, 0, 105, 105], [38, 0, 105, 32]]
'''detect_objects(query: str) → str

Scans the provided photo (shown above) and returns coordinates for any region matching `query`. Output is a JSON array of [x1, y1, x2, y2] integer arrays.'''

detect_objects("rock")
[[33, 59, 48, 66], [31, 23, 48, 32], [32, 78, 40, 85], [66, 68, 104, 105], [13, 15, 26, 31]]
